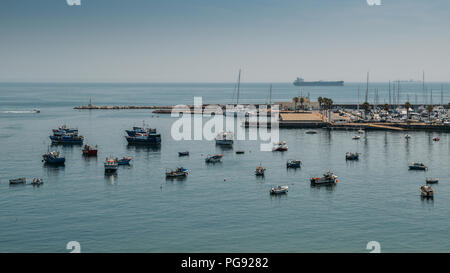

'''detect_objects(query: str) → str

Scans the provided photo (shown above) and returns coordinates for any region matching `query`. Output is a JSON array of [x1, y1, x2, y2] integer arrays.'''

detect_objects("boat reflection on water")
[[104, 172, 118, 185], [126, 144, 161, 153]]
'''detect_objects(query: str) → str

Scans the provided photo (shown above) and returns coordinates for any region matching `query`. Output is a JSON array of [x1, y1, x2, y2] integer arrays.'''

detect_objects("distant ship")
[[293, 77, 344, 86]]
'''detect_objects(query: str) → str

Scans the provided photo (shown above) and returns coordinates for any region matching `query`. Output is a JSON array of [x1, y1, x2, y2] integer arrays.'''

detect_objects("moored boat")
[[165, 167, 189, 178], [255, 164, 266, 176], [82, 144, 98, 156], [104, 157, 118, 172], [215, 131, 234, 146], [31, 178, 44, 186], [50, 134, 84, 145], [205, 154, 223, 163], [358, 129, 365, 134], [426, 178, 439, 184], [115, 156, 132, 165], [286, 159, 301, 168], [310, 171, 338, 185], [236, 150, 245, 154], [408, 162, 427, 171], [9, 177, 26, 185], [272, 141, 288, 151], [433, 137, 440, 141], [404, 134, 411, 139], [420, 185, 434, 198], [178, 151, 189, 157], [125, 132, 161, 145], [42, 151, 65, 165], [270, 185, 289, 195], [306, 130, 317, 134], [352, 135, 360, 140], [125, 126, 157, 136], [345, 152, 360, 160]]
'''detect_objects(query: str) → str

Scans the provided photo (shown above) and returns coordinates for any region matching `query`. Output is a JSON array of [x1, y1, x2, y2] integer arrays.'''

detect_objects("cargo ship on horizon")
[[293, 77, 344, 86]]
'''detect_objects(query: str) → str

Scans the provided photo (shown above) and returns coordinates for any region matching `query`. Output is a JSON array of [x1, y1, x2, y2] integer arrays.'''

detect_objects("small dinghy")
[[352, 135, 360, 140], [432, 137, 440, 141], [165, 167, 189, 178], [286, 159, 301, 168], [236, 150, 245, 154], [345, 152, 360, 160], [31, 178, 44, 186], [408, 162, 427, 171], [270, 185, 288, 195], [115, 156, 132, 165], [255, 164, 266, 176], [9, 177, 26, 185], [358, 129, 365, 134], [178, 151, 189, 157], [205, 154, 223, 163], [306, 130, 317, 134], [426, 178, 439, 184], [420, 185, 434, 198]]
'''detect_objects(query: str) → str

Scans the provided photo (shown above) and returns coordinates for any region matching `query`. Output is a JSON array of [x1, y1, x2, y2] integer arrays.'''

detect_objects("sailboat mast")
[[269, 84, 272, 105], [365, 71, 369, 103], [236, 69, 241, 105]]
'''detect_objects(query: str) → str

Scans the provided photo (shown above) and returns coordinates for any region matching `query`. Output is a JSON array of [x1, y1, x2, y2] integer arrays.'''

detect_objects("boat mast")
[[269, 84, 272, 105], [388, 80, 391, 106], [236, 69, 241, 105], [365, 71, 369, 103]]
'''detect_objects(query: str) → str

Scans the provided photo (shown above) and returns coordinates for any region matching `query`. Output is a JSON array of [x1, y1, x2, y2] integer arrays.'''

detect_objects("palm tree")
[[383, 104, 390, 112], [299, 97, 305, 110], [404, 101, 412, 121], [292, 97, 299, 112], [318, 96, 323, 110], [427, 105, 434, 122]]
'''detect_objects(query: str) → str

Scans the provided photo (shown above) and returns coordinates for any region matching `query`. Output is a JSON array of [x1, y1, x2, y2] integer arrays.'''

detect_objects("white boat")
[[270, 185, 288, 194], [31, 178, 44, 186], [352, 135, 360, 140], [426, 178, 439, 184], [215, 131, 234, 145], [272, 141, 288, 151], [358, 129, 365, 134], [310, 171, 338, 185], [420, 185, 434, 198]]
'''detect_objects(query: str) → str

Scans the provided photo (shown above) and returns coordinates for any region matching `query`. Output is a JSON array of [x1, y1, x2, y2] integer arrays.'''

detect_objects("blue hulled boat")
[[42, 151, 65, 165], [115, 156, 132, 165], [50, 134, 84, 145], [126, 126, 157, 137]]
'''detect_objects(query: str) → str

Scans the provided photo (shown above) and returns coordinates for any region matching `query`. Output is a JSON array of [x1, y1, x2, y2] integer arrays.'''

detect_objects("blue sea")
[[1, 82, 450, 253]]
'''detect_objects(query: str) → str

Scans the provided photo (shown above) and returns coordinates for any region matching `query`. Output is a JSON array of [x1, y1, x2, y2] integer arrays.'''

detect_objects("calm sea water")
[[1, 82, 450, 253]]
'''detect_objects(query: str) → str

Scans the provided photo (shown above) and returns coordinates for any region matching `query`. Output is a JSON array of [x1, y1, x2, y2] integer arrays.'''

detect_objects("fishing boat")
[[42, 151, 65, 165], [125, 126, 157, 136], [165, 167, 189, 178], [408, 162, 427, 171], [306, 130, 318, 134], [9, 177, 26, 185], [310, 171, 338, 185], [286, 159, 301, 168], [255, 164, 266, 176], [115, 156, 132, 165], [352, 135, 360, 140], [31, 178, 44, 186], [270, 185, 289, 195], [420, 185, 434, 198], [433, 137, 440, 141], [50, 134, 84, 145], [205, 154, 223, 163], [345, 152, 360, 160], [404, 134, 411, 139], [125, 131, 161, 145], [426, 177, 439, 184], [52, 125, 78, 136], [104, 157, 118, 172], [178, 151, 189, 157], [82, 144, 98, 156], [272, 141, 288, 151], [215, 131, 234, 146], [236, 150, 245, 154]]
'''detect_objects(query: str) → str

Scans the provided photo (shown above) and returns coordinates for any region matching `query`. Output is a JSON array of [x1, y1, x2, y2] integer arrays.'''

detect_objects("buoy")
[[336, 179, 339, 183]]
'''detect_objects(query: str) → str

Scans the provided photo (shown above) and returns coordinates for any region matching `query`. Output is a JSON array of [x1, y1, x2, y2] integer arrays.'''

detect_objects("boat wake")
[[1, 110, 39, 114]]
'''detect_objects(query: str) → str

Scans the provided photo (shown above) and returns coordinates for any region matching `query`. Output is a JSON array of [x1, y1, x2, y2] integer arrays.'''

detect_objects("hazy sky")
[[1, 0, 449, 82]]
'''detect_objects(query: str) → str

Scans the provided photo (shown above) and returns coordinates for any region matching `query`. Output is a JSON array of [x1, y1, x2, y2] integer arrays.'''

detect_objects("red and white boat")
[[82, 144, 98, 156]]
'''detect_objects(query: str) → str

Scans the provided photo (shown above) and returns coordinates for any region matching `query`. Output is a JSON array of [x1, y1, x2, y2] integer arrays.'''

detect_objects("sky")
[[0, 0, 449, 83]]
